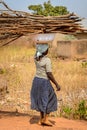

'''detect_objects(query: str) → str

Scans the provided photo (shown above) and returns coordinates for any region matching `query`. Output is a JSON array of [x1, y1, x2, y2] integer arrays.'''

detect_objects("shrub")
[[81, 62, 87, 68], [76, 100, 87, 119], [62, 105, 72, 118]]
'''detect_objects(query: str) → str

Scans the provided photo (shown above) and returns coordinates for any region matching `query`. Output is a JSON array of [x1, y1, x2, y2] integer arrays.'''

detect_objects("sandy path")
[[0, 112, 87, 130]]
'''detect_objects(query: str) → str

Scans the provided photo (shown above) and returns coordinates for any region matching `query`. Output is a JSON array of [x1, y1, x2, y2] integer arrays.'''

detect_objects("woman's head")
[[35, 43, 49, 60]]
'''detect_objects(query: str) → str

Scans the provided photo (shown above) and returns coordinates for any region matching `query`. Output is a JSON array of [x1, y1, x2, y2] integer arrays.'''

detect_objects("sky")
[[2, 0, 87, 18], [1, 0, 87, 27]]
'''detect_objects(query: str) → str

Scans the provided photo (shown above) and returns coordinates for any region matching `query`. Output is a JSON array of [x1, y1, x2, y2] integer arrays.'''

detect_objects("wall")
[[75, 33, 87, 40], [56, 40, 87, 59]]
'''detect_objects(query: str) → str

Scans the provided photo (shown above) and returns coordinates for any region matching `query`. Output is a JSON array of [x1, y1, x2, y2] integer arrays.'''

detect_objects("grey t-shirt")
[[35, 56, 52, 79]]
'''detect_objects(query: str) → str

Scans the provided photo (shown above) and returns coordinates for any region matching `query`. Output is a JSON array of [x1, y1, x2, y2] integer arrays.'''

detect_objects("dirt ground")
[[0, 112, 87, 130]]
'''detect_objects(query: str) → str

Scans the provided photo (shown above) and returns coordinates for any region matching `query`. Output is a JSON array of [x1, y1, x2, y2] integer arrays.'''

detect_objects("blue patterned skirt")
[[31, 77, 57, 113]]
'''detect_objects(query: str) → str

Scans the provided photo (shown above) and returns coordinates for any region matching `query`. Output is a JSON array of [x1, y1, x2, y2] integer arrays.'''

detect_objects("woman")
[[31, 43, 60, 126]]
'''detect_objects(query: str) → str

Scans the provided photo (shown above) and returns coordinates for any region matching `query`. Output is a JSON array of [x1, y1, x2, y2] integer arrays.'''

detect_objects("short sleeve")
[[46, 58, 52, 72]]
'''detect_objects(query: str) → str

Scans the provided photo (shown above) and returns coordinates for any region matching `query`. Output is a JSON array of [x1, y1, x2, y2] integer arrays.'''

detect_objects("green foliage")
[[81, 62, 87, 68], [64, 35, 76, 40], [28, 0, 69, 16], [28, 4, 43, 15], [77, 100, 87, 119], [62, 106, 72, 118], [61, 100, 87, 120], [54, 6, 69, 16], [0, 68, 7, 74]]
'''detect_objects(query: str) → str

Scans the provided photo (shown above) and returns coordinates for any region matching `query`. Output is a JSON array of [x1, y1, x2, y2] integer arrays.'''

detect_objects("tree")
[[28, 4, 43, 15], [28, 0, 69, 16]]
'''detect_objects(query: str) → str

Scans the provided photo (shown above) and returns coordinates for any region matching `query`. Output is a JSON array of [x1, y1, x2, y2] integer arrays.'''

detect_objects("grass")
[[0, 44, 87, 119], [0, 45, 35, 63]]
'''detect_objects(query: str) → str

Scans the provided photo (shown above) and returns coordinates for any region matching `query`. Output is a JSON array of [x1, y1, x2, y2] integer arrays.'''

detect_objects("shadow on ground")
[[29, 115, 56, 126], [0, 110, 31, 118]]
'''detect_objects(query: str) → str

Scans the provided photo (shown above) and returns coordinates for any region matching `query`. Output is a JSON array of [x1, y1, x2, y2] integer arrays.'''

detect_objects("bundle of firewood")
[[0, 1, 86, 45]]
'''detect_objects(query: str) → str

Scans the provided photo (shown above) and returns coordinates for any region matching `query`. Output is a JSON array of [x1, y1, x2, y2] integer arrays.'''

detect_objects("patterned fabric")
[[31, 77, 57, 113]]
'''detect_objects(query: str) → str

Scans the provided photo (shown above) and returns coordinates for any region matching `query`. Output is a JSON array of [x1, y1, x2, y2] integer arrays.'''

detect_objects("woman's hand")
[[56, 84, 61, 91]]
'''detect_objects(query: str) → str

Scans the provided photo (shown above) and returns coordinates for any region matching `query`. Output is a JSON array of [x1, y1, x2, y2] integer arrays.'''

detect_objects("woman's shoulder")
[[43, 56, 51, 63], [43, 56, 50, 60]]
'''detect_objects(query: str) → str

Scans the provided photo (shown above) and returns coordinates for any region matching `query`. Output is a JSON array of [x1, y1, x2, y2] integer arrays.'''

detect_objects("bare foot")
[[41, 119, 53, 126], [38, 120, 42, 125]]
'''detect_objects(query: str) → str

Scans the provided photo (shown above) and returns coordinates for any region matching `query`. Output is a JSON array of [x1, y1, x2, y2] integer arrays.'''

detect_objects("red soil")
[[0, 112, 87, 130]]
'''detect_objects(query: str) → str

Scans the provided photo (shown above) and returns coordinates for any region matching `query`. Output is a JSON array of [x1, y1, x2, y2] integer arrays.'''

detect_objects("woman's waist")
[[35, 73, 48, 79]]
